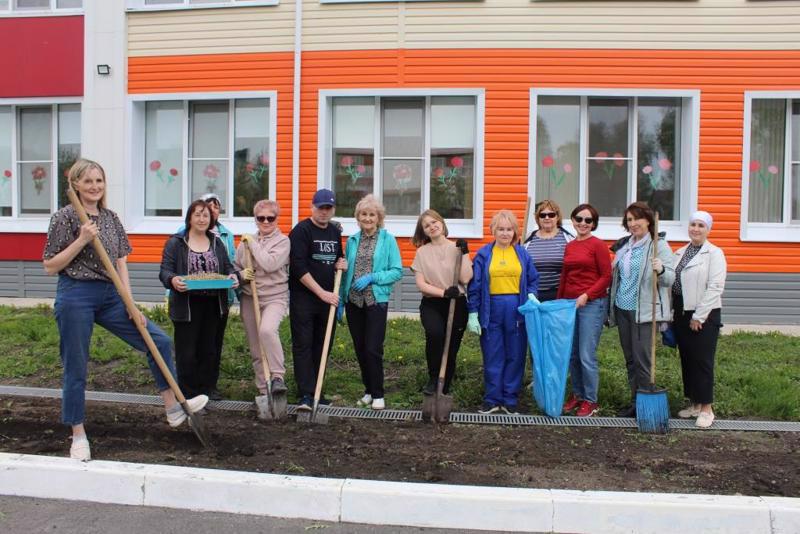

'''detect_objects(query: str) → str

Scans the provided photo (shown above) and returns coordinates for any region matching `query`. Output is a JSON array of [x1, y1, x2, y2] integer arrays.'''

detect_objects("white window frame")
[[0, 97, 81, 233], [317, 88, 485, 238], [126, 0, 278, 11], [0, 0, 82, 16], [320, 0, 477, 4], [529, 88, 700, 242], [127, 91, 278, 235], [741, 91, 800, 243]]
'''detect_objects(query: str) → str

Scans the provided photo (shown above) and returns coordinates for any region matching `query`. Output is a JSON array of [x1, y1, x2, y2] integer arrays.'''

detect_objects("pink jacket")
[[234, 230, 290, 303]]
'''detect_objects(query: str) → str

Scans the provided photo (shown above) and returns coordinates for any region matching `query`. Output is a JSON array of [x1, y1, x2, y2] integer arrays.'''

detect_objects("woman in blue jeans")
[[43, 159, 208, 461], [558, 204, 612, 417]]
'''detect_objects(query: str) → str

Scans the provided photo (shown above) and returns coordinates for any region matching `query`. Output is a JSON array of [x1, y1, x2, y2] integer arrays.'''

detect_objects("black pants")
[[290, 291, 337, 398], [173, 296, 225, 398], [673, 295, 721, 404], [346, 301, 388, 398], [419, 296, 467, 394], [537, 287, 558, 302]]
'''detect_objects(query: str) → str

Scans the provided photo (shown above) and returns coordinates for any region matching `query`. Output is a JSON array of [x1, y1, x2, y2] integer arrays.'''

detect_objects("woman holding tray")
[[160, 199, 241, 399]]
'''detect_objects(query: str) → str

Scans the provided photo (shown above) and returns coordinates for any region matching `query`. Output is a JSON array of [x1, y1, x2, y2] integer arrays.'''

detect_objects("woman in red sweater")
[[558, 204, 612, 417]]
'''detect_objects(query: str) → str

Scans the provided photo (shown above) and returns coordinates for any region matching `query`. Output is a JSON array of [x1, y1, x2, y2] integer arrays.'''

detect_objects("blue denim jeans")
[[54, 276, 176, 425], [568, 296, 607, 404]]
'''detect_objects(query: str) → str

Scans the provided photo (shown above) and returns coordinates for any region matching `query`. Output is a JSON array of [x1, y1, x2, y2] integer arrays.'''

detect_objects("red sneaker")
[[576, 401, 599, 417], [562, 394, 581, 413]]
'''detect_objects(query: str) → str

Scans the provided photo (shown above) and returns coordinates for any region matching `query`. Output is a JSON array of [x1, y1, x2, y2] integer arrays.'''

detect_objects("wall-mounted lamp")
[[96, 64, 111, 76]]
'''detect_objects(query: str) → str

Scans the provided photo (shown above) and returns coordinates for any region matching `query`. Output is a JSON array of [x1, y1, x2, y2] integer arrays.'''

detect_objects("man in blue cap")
[[289, 188, 347, 410]]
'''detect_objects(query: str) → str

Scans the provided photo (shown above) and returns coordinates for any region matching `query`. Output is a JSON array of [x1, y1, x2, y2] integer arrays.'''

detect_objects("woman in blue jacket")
[[467, 209, 538, 414], [340, 195, 403, 410]]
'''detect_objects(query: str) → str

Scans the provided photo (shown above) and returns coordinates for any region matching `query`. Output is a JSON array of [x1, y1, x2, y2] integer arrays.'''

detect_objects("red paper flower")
[[658, 158, 672, 171], [563, 163, 572, 173], [393, 164, 412, 180], [433, 167, 445, 178], [450, 156, 464, 169], [32, 166, 46, 180], [541, 155, 554, 168], [356, 164, 366, 174], [246, 163, 255, 173], [749, 160, 761, 173], [767, 165, 779, 175], [259, 154, 269, 166], [203, 164, 220, 179], [169, 168, 178, 176], [3, 170, 11, 178], [149, 160, 161, 172], [642, 165, 653, 174], [340, 156, 354, 167]]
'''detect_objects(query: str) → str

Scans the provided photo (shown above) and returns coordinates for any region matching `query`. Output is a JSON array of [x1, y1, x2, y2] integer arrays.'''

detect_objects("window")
[[131, 93, 276, 226], [0, 0, 82, 12], [531, 89, 698, 239], [0, 103, 81, 218], [126, 0, 278, 10], [742, 94, 800, 242], [321, 90, 484, 237]]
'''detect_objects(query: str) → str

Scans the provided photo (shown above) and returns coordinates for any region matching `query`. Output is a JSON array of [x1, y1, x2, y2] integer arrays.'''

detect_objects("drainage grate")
[[2, 385, 798, 432]]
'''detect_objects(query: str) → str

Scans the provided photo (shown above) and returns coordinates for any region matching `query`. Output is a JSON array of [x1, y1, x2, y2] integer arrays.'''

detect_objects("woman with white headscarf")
[[672, 211, 727, 428]]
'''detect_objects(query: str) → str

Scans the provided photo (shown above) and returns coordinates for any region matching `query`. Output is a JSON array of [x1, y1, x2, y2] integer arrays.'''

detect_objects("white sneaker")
[[70, 436, 91, 461], [696, 411, 715, 428], [678, 405, 701, 419], [371, 398, 385, 410], [166, 395, 209, 428], [356, 394, 372, 407]]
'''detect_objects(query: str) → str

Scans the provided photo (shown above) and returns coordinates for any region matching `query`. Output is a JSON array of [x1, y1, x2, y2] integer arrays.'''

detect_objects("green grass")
[[0, 304, 797, 421]]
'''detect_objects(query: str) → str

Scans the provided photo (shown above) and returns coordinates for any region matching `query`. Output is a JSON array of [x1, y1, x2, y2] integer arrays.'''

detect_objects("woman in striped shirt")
[[523, 200, 573, 301]]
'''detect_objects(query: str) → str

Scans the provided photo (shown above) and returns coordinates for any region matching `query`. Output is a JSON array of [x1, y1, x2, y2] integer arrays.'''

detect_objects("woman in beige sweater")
[[234, 199, 291, 396]]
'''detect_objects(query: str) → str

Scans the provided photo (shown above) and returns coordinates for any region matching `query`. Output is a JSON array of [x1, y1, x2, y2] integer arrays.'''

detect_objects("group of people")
[[44, 158, 727, 461]]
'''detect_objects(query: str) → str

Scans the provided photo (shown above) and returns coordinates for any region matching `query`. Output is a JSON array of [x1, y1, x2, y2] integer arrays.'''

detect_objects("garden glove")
[[241, 267, 255, 282], [467, 312, 481, 335], [527, 293, 540, 304], [241, 233, 255, 244], [353, 273, 374, 291], [443, 286, 460, 299]]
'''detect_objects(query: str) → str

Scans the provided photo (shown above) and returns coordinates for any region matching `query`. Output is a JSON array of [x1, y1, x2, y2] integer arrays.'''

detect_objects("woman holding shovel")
[[234, 199, 291, 401], [411, 210, 473, 397], [608, 202, 675, 418], [43, 159, 208, 461]]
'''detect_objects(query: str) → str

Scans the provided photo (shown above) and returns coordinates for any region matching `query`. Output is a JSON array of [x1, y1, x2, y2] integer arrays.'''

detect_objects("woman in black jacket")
[[159, 199, 240, 398]]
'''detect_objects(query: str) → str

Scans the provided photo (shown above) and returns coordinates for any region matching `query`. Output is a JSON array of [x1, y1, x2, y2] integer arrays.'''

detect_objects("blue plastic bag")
[[518, 298, 577, 418]]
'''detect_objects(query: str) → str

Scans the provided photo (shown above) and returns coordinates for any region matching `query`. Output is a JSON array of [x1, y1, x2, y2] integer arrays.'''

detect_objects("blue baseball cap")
[[312, 188, 336, 208]]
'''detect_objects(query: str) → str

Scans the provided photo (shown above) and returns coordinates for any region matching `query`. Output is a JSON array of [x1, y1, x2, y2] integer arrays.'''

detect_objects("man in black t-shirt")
[[289, 188, 347, 409]]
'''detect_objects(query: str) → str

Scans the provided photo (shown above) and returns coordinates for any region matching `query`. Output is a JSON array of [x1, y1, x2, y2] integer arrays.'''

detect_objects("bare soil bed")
[[1, 397, 797, 497]]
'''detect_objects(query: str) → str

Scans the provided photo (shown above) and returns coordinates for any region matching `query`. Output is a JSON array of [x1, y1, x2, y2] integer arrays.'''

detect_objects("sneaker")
[[296, 396, 312, 412], [207, 388, 223, 401], [69, 436, 91, 462], [422, 380, 436, 396], [357, 394, 373, 407], [166, 394, 209, 428], [478, 403, 501, 414], [500, 405, 519, 415], [617, 404, 636, 418], [576, 401, 599, 417], [318, 397, 332, 406], [678, 405, 701, 419], [270, 377, 288, 395], [563, 394, 582, 413], [371, 398, 385, 410], [696, 411, 715, 428]]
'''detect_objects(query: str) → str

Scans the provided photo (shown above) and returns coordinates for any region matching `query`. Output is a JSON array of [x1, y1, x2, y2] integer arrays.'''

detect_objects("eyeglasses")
[[256, 215, 277, 223], [538, 212, 557, 219], [573, 216, 594, 224]]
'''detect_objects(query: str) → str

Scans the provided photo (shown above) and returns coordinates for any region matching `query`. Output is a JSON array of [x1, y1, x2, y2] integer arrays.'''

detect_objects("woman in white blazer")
[[671, 211, 727, 428]]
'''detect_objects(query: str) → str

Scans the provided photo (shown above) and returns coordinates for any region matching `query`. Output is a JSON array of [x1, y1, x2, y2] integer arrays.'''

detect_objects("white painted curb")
[[0, 452, 797, 533]]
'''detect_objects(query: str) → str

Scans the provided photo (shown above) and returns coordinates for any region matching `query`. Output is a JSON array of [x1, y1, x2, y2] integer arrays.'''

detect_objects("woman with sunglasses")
[[234, 200, 291, 398], [558, 204, 612, 417], [339, 195, 403, 411], [523, 200, 573, 302]]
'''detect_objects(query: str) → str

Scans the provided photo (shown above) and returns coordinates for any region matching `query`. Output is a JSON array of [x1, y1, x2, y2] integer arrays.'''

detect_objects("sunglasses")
[[538, 212, 557, 219], [573, 216, 594, 224], [256, 215, 277, 223]]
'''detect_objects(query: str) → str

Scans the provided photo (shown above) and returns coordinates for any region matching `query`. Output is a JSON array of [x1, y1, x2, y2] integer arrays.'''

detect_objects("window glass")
[[189, 102, 229, 213], [332, 97, 374, 218], [18, 107, 52, 215], [430, 96, 475, 219], [0, 1, 9, 8], [57, 104, 81, 209], [233, 99, 269, 217], [15, 0, 49, 8], [792, 102, 800, 222], [382, 99, 423, 216], [588, 98, 630, 217], [637, 98, 681, 220], [0, 107, 11, 216], [145, 0, 179, 5], [535, 96, 579, 214], [145, 101, 183, 217], [57, 0, 82, 7], [748, 99, 786, 223]]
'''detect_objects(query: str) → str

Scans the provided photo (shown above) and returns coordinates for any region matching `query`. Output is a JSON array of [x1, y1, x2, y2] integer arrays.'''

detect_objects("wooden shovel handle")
[[437, 251, 464, 386], [650, 213, 660, 385], [520, 196, 532, 244], [66, 188, 186, 403], [312, 269, 343, 403], [243, 239, 272, 386]]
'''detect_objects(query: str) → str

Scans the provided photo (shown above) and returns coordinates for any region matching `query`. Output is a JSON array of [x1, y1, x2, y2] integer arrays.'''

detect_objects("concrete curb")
[[1, 453, 797, 533]]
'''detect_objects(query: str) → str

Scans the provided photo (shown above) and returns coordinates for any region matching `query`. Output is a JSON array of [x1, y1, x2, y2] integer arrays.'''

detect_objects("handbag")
[[661, 323, 677, 348]]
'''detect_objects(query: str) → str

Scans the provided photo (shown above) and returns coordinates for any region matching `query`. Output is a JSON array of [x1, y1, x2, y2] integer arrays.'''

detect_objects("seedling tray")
[[184, 278, 234, 290]]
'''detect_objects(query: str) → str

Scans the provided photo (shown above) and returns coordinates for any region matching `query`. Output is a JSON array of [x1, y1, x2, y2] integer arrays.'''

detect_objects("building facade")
[[1, 0, 799, 323]]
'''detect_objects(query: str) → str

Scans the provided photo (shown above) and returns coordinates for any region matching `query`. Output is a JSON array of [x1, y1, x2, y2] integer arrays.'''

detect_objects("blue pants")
[[54, 276, 176, 426], [479, 294, 528, 409], [568, 297, 607, 404]]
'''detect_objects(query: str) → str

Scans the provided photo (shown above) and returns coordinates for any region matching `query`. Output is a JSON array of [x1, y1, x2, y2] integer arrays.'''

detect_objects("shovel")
[[422, 252, 463, 424], [243, 239, 287, 421], [297, 269, 343, 425], [66, 187, 211, 448]]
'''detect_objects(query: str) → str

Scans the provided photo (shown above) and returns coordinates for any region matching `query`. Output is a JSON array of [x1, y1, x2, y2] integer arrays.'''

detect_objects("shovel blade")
[[186, 411, 212, 448], [434, 394, 453, 424], [421, 392, 434, 423], [272, 391, 288, 419], [255, 394, 274, 421]]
